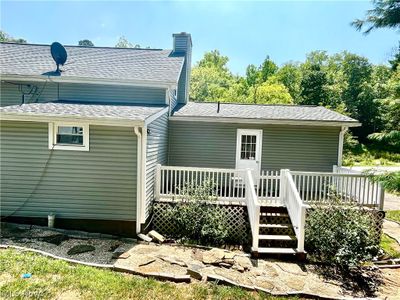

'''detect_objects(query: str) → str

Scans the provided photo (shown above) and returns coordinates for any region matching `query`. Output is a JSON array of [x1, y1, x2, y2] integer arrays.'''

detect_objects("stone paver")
[[114, 243, 361, 298]]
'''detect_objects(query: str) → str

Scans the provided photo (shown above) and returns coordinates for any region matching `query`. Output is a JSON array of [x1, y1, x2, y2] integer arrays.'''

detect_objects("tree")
[[115, 36, 140, 48], [190, 50, 235, 102], [247, 82, 293, 105], [0, 30, 27, 43], [389, 43, 400, 71], [78, 39, 94, 47], [274, 63, 302, 104], [352, 0, 400, 34], [300, 63, 329, 106], [259, 56, 278, 81]]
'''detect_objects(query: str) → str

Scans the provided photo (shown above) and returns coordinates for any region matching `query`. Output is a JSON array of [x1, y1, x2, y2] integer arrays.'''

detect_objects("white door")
[[235, 129, 262, 179]]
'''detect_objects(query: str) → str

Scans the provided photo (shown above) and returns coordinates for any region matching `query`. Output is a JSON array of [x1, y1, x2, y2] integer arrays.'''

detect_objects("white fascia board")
[[0, 112, 144, 127], [144, 107, 169, 126], [169, 116, 361, 128], [1, 74, 173, 89]]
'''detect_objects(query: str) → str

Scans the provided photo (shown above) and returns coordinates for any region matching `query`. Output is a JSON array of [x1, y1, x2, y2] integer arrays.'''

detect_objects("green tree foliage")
[[248, 82, 293, 104], [352, 0, 400, 34], [115, 36, 140, 48], [0, 30, 27, 43], [78, 39, 94, 47]]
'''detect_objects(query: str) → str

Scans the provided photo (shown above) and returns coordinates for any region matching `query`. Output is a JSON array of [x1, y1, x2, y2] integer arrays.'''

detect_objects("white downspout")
[[134, 126, 142, 234], [337, 126, 348, 167], [140, 126, 147, 222]]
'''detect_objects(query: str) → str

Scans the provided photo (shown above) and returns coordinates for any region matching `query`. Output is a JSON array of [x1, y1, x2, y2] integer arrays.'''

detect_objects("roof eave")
[[0, 111, 145, 127], [0, 74, 176, 89], [169, 116, 361, 127]]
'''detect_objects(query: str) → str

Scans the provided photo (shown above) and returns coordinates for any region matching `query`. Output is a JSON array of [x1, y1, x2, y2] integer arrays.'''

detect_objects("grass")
[[343, 144, 400, 167], [380, 234, 400, 259], [0, 249, 293, 300], [386, 210, 400, 223]]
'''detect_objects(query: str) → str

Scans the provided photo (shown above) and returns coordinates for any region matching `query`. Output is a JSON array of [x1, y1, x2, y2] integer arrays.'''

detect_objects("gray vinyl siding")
[[168, 121, 340, 172], [1, 81, 166, 106], [145, 112, 168, 219], [1, 121, 137, 220]]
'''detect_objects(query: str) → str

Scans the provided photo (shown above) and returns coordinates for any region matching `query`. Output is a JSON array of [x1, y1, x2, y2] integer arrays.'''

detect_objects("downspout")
[[337, 126, 348, 167], [134, 126, 142, 234], [140, 126, 147, 223], [133, 126, 148, 234]]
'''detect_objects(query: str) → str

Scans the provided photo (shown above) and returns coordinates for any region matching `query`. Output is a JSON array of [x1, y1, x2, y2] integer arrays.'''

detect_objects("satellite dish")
[[50, 42, 67, 73]]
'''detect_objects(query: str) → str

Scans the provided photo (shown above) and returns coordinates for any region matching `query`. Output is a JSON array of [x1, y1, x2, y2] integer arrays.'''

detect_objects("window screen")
[[56, 126, 84, 145]]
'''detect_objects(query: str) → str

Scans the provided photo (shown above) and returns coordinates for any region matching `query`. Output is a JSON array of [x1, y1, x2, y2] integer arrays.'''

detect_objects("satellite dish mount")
[[50, 42, 68, 74]]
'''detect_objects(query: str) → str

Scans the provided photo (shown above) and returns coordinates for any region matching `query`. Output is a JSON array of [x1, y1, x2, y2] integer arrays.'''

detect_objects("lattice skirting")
[[152, 200, 251, 245]]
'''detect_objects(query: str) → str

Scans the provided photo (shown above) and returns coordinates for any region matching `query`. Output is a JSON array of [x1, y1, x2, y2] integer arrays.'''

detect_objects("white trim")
[[235, 129, 263, 179], [169, 116, 361, 127], [1, 75, 177, 88], [144, 107, 169, 126], [48, 122, 89, 151], [337, 126, 348, 167], [1, 112, 144, 127]]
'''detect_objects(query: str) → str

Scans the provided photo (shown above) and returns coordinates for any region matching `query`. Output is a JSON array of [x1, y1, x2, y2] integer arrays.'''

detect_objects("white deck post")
[[297, 205, 306, 253], [378, 183, 385, 211], [154, 164, 161, 200], [280, 169, 289, 204]]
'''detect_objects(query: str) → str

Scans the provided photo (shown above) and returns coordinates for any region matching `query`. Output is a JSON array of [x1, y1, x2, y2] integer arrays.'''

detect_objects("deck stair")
[[256, 206, 298, 254]]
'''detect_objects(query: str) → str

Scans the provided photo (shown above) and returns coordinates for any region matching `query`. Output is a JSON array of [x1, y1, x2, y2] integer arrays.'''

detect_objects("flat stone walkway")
[[115, 243, 358, 299]]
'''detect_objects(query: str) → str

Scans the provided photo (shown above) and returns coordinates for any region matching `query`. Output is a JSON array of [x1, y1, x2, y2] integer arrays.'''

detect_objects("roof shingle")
[[0, 101, 166, 123], [0, 43, 184, 84], [172, 102, 359, 124]]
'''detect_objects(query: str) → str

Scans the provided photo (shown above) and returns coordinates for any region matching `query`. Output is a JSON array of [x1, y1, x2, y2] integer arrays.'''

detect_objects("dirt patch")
[[378, 268, 400, 300]]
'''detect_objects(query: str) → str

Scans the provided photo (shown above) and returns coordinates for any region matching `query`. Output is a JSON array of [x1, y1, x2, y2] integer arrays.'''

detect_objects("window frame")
[[48, 122, 90, 151]]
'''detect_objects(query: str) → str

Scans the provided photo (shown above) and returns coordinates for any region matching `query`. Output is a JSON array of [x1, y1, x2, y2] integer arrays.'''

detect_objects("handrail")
[[291, 169, 384, 208], [244, 169, 260, 252], [281, 169, 308, 252]]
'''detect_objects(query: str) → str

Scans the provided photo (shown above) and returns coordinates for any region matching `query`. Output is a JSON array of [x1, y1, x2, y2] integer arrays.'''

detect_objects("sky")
[[1, 1, 398, 75]]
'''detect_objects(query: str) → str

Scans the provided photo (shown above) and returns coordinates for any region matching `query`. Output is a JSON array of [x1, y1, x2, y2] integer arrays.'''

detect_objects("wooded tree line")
[[190, 0, 400, 148], [189, 48, 400, 146]]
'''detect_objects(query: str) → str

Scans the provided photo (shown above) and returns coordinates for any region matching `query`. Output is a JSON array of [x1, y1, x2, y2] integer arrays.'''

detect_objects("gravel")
[[0, 223, 137, 265]]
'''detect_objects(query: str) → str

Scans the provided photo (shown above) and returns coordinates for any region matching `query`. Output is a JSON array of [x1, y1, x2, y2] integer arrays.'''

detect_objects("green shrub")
[[305, 197, 379, 270], [365, 170, 400, 194], [169, 180, 229, 246]]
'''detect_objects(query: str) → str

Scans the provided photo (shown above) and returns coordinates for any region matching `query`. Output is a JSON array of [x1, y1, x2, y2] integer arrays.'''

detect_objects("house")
[[0, 33, 384, 255]]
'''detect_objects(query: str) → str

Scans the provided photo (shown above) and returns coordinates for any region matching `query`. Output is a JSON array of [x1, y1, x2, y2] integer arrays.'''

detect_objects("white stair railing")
[[244, 169, 261, 252], [281, 169, 308, 253]]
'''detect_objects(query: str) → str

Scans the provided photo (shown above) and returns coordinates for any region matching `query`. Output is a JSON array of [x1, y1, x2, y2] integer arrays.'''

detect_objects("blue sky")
[[1, 1, 398, 74]]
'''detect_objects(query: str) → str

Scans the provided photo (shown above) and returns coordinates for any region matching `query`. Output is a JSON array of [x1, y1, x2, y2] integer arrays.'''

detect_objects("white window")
[[48, 123, 89, 151]]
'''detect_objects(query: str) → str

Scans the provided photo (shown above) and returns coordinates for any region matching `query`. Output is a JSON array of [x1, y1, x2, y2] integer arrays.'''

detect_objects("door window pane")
[[240, 134, 257, 160]]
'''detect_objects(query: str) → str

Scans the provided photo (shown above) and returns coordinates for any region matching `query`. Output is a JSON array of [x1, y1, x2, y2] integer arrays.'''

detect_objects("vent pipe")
[[217, 101, 220, 113]]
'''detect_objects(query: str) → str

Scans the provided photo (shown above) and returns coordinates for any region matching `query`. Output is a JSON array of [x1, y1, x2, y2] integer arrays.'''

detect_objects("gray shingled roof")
[[172, 102, 359, 124], [0, 101, 166, 123], [0, 43, 184, 84]]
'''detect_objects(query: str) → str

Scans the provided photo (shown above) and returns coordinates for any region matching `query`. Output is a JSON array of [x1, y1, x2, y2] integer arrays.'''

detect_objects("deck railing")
[[257, 170, 281, 205], [155, 165, 246, 202], [291, 170, 384, 209], [245, 169, 261, 252], [281, 169, 307, 252]]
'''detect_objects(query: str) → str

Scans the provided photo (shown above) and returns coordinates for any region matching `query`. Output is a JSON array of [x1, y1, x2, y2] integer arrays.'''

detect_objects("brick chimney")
[[173, 32, 192, 104]]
